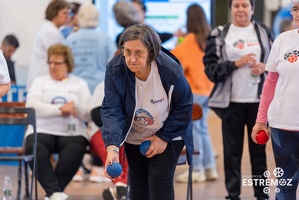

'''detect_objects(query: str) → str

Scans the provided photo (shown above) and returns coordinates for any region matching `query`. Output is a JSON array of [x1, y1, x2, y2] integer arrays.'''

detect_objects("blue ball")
[[139, 140, 151, 156], [107, 162, 122, 178]]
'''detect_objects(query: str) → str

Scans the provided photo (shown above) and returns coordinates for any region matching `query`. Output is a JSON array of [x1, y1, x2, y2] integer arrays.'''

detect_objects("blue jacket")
[[101, 47, 194, 164]]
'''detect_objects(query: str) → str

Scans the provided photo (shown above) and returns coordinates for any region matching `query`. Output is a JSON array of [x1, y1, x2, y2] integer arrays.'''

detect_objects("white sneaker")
[[176, 170, 207, 183], [72, 167, 86, 182], [205, 169, 218, 181], [49, 192, 68, 200], [192, 171, 207, 182], [89, 166, 111, 183]]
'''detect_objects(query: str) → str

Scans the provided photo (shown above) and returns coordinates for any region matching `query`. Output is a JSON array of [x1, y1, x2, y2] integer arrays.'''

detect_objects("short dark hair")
[[119, 24, 161, 63], [2, 34, 19, 48], [228, 0, 255, 10], [45, 0, 71, 21]]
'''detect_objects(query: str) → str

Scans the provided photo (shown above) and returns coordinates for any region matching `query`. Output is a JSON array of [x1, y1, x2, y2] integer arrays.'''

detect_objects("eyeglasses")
[[290, 7, 299, 15], [47, 61, 66, 66], [121, 47, 149, 59]]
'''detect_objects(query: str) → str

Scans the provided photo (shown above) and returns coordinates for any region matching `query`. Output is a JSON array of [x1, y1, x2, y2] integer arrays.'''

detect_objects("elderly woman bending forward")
[[101, 24, 193, 200]]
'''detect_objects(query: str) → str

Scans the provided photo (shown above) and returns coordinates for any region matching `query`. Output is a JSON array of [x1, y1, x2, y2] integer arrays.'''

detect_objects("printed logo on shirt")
[[150, 98, 164, 104], [247, 39, 259, 47], [68, 90, 79, 95], [134, 108, 154, 127], [233, 39, 259, 50], [233, 39, 245, 49], [284, 50, 299, 63], [51, 96, 67, 106]]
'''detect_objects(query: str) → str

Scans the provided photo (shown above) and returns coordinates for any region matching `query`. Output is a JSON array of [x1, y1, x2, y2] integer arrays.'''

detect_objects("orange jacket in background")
[[171, 33, 214, 96]]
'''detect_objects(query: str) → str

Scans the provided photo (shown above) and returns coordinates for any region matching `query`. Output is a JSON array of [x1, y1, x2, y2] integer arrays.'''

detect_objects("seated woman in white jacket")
[[24, 44, 91, 200]]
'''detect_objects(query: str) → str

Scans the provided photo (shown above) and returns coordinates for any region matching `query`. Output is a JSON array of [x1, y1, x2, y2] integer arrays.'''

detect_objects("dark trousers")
[[125, 140, 184, 200], [222, 103, 268, 200], [25, 133, 88, 197], [271, 128, 299, 200]]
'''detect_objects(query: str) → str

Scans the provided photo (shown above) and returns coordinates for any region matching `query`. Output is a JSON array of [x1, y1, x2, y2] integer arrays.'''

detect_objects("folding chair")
[[0, 102, 38, 200]]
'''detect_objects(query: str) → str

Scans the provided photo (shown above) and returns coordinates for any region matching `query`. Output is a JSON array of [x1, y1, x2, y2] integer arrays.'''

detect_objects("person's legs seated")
[[55, 135, 88, 191], [25, 133, 68, 199], [26, 133, 88, 199]]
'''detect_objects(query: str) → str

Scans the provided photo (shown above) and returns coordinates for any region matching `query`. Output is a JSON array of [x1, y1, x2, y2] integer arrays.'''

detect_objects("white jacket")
[[26, 20, 64, 90]]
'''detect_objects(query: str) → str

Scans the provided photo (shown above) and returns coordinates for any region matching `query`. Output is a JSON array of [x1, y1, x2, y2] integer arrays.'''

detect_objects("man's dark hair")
[[2, 34, 19, 48]]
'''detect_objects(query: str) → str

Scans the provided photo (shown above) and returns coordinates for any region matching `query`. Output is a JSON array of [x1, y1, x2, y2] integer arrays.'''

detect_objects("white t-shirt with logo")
[[225, 23, 261, 102], [25, 74, 92, 138], [126, 61, 170, 144], [266, 29, 299, 130], [0, 50, 10, 84]]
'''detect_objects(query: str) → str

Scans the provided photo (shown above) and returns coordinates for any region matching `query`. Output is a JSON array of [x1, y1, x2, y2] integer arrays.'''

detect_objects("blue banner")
[[0, 85, 27, 165]]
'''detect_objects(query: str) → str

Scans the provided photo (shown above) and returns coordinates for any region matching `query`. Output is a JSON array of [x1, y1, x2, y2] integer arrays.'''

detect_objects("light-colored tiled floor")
[[1, 112, 297, 199]]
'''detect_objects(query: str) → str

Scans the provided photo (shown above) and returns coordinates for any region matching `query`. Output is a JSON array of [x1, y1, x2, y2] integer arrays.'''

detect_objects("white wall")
[[0, 0, 91, 85]]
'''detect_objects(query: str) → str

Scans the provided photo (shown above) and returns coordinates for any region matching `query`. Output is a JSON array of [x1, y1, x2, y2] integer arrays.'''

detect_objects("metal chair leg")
[[187, 164, 193, 200], [35, 167, 38, 200], [24, 162, 30, 199], [16, 160, 22, 200]]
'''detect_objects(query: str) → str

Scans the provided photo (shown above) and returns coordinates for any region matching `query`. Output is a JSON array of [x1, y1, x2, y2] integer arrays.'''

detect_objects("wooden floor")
[[0, 112, 297, 200]]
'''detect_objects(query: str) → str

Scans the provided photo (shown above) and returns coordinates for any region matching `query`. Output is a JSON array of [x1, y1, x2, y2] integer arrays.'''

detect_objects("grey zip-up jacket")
[[203, 21, 273, 118]]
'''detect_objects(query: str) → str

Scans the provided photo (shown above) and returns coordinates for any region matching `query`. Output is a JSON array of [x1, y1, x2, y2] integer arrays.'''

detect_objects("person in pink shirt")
[[252, 0, 299, 199]]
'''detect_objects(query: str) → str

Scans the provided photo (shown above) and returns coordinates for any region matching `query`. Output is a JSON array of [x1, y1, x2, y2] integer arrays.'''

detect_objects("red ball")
[[256, 130, 269, 144]]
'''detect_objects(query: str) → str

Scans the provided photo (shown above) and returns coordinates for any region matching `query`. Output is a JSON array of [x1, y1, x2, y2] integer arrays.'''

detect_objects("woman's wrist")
[[107, 146, 119, 154]]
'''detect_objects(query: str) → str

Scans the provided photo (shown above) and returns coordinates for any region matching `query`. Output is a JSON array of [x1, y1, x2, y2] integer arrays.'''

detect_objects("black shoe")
[[102, 187, 117, 200], [116, 186, 127, 200], [225, 196, 241, 200]]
